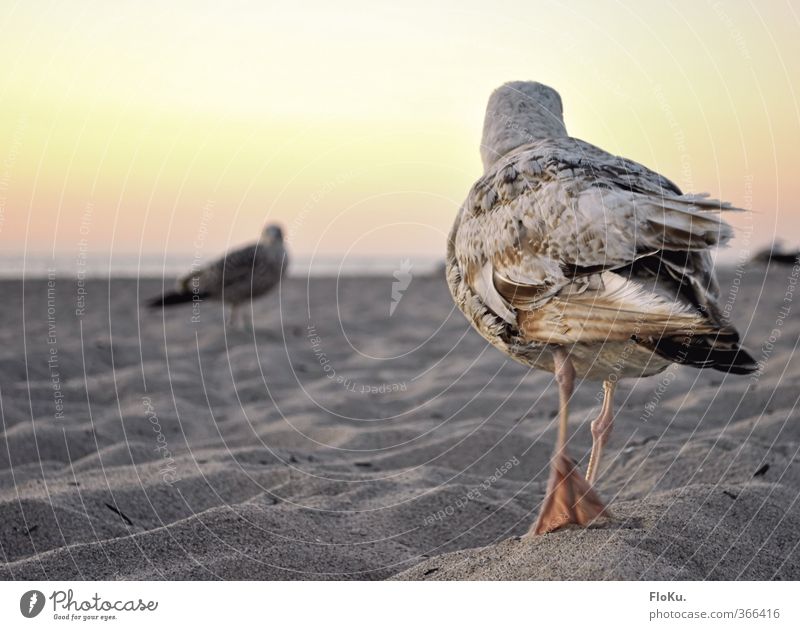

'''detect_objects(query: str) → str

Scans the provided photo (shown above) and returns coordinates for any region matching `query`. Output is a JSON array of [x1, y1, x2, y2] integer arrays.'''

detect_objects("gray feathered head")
[[261, 223, 284, 243], [480, 81, 567, 172]]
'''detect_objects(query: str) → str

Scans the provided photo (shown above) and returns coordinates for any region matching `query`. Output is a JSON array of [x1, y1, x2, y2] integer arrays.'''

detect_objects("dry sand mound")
[[395, 483, 800, 580]]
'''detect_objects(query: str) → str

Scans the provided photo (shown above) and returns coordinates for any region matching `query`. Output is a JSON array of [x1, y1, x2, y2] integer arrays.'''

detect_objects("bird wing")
[[178, 243, 264, 296], [455, 136, 739, 345]]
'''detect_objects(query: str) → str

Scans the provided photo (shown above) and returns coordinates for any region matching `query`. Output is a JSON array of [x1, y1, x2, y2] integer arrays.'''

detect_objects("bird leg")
[[245, 306, 254, 332], [227, 304, 240, 327], [531, 347, 608, 535], [586, 380, 616, 485]]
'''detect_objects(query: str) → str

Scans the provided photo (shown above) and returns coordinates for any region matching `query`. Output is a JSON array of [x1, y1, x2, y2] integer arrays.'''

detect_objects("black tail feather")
[[145, 291, 207, 308], [650, 329, 758, 375]]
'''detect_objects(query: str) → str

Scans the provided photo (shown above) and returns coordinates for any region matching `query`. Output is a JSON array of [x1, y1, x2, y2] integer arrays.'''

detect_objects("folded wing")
[[455, 136, 755, 373]]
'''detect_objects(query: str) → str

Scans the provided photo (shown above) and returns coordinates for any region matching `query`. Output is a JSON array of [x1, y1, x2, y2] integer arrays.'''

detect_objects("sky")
[[0, 0, 798, 269]]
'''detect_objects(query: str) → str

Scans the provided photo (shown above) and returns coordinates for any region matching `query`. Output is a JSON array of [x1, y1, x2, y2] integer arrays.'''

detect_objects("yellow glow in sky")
[[1, 0, 798, 265]]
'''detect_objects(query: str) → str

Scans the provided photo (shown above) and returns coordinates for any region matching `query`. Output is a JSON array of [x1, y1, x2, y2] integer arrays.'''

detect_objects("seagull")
[[147, 223, 288, 328], [446, 81, 757, 535]]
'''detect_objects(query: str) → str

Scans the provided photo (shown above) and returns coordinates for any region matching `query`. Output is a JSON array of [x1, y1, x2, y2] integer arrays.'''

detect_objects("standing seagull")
[[147, 223, 289, 328], [446, 82, 756, 535]]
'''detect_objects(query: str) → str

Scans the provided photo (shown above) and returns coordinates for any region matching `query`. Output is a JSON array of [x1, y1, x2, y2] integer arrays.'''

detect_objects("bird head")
[[261, 223, 284, 244], [480, 81, 567, 172]]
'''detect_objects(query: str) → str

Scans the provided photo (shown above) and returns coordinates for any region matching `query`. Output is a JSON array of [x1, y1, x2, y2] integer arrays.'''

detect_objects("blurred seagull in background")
[[446, 81, 757, 535], [147, 223, 288, 328]]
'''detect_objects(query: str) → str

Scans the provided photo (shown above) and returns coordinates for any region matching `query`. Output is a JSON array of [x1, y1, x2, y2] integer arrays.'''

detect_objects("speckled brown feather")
[[447, 81, 755, 381]]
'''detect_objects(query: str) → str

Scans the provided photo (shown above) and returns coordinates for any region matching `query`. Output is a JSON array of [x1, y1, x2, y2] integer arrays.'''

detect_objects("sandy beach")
[[0, 264, 798, 580]]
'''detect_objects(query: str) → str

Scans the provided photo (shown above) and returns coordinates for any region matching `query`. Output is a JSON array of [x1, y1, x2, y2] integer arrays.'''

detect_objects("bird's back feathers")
[[447, 82, 756, 379]]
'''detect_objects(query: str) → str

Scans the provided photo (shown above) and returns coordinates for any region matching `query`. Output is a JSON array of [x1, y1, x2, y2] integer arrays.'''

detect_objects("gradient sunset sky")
[[1, 0, 798, 267]]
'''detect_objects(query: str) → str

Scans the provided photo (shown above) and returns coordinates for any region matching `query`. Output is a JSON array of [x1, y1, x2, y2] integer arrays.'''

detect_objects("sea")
[[0, 253, 443, 279]]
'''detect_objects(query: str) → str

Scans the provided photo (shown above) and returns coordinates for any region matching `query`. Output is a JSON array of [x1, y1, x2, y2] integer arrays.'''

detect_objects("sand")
[[0, 264, 798, 580]]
